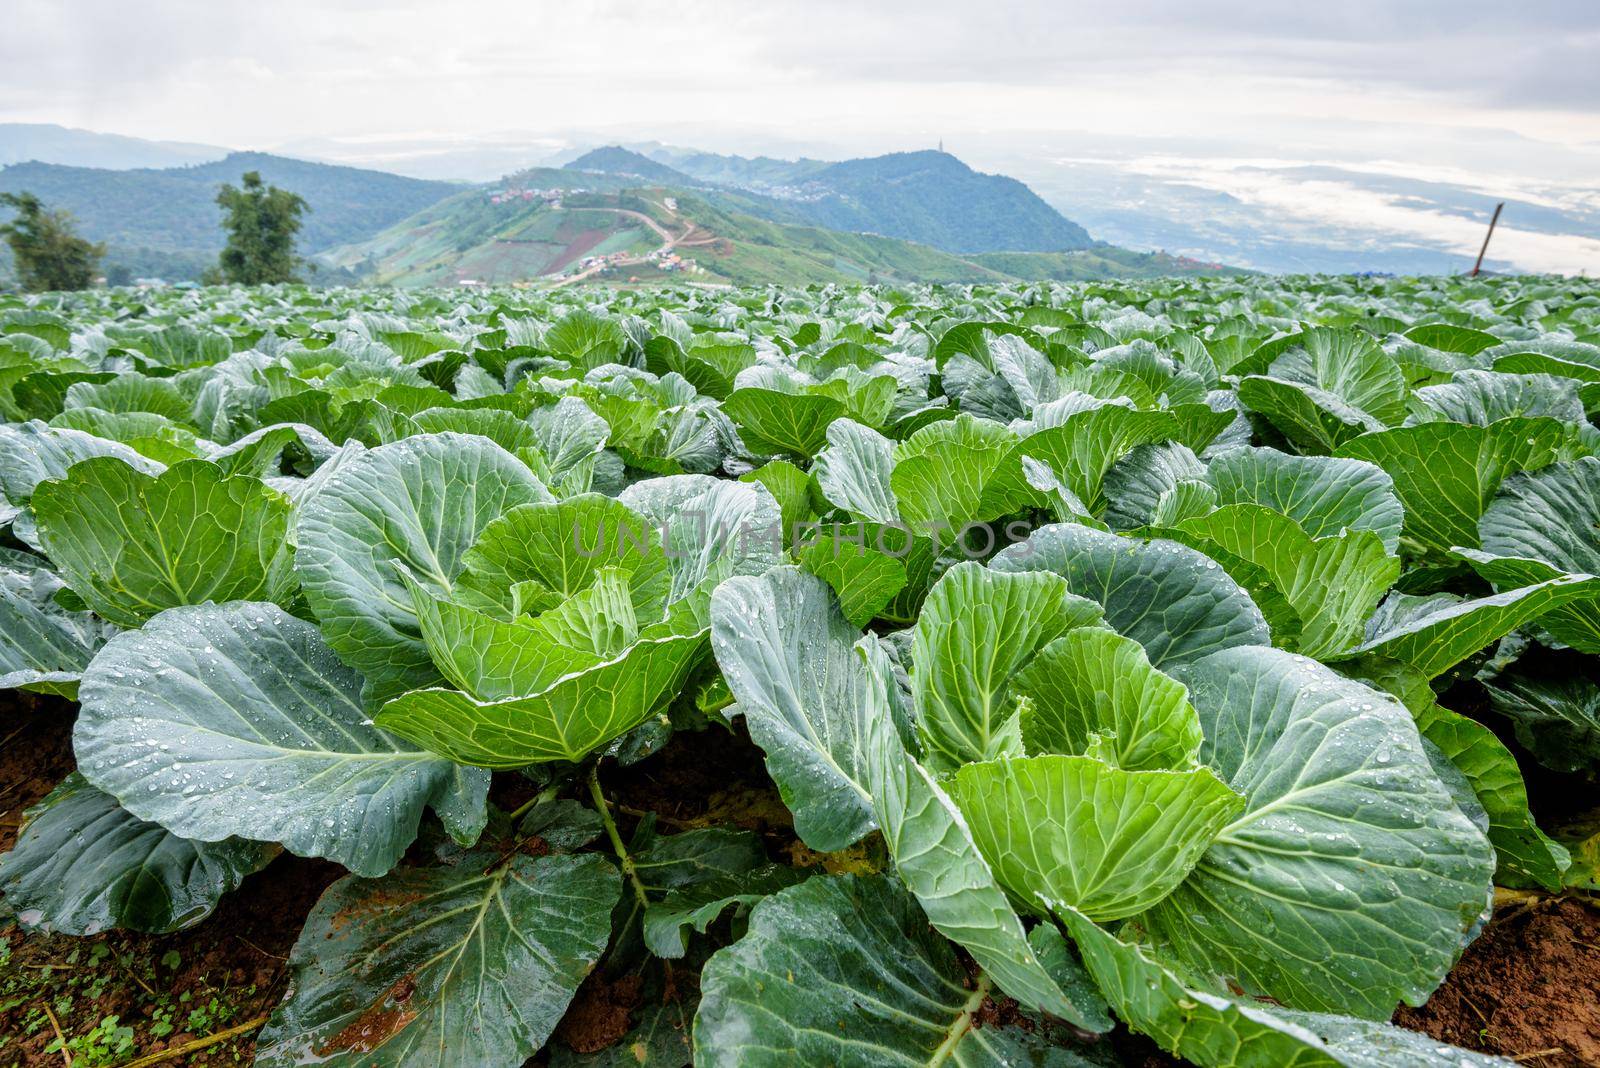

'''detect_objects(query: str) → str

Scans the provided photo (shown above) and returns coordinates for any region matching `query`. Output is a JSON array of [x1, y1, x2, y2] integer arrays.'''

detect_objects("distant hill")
[[968, 249, 1238, 282], [647, 147, 1094, 255], [321, 178, 1238, 288], [0, 123, 228, 170], [648, 148, 831, 191], [0, 152, 461, 280], [0, 132, 1239, 286], [564, 147, 698, 185]]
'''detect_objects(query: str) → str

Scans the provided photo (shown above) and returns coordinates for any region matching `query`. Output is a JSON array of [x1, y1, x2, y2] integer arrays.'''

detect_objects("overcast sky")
[[5, 1, 1597, 161], [5, 1, 1598, 272]]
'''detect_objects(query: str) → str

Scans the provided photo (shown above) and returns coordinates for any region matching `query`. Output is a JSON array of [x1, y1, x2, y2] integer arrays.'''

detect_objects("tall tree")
[[0, 192, 104, 292], [214, 171, 309, 285]]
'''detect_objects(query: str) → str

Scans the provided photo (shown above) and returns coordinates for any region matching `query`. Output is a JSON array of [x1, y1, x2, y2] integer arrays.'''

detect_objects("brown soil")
[[553, 971, 642, 1054], [0, 691, 77, 854], [0, 853, 340, 1065], [1396, 897, 1600, 1067], [0, 689, 342, 1064], [603, 721, 796, 842], [0, 711, 782, 1065]]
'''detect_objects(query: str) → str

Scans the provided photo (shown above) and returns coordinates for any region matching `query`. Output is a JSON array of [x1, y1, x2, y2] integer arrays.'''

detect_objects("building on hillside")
[[488, 187, 573, 206]]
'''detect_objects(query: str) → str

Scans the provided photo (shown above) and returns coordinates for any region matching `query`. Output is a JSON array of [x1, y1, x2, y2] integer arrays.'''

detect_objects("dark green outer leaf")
[[1205, 446, 1403, 555], [1478, 456, 1600, 575], [1335, 418, 1583, 555], [1102, 441, 1205, 531], [1236, 375, 1381, 453], [1404, 323, 1501, 356], [694, 873, 1116, 1068], [0, 773, 275, 935], [991, 523, 1270, 669], [1453, 550, 1600, 654], [1352, 574, 1600, 679], [724, 387, 845, 459], [1411, 370, 1588, 428], [0, 556, 114, 697], [740, 459, 815, 535], [1412, 701, 1570, 890], [255, 852, 618, 1067], [643, 863, 804, 959], [798, 527, 908, 628], [978, 404, 1182, 518], [1173, 503, 1398, 660], [812, 418, 899, 525], [1482, 669, 1600, 780], [617, 474, 784, 604], [0, 420, 165, 505]]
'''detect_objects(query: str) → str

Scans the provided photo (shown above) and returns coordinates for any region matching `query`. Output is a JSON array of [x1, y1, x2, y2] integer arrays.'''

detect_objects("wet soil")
[[0, 692, 76, 856], [602, 720, 796, 840], [1, 853, 341, 1065], [1396, 896, 1600, 1067], [554, 971, 643, 1055]]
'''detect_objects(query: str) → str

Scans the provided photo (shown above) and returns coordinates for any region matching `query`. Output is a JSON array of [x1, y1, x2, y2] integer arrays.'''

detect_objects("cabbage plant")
[[3, 275, 1595, 1066]]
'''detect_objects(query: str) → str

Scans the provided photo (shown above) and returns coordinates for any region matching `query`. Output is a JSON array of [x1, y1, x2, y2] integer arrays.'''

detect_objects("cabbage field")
[[1, 275, 1598, 1066]]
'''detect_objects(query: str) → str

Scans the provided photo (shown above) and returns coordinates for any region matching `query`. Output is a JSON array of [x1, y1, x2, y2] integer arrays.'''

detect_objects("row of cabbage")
[[0, 274, 1596, 1066]]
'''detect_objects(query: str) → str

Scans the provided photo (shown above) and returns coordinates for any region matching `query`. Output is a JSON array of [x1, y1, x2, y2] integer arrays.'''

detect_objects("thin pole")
[[1470, 202, 1504, 277]]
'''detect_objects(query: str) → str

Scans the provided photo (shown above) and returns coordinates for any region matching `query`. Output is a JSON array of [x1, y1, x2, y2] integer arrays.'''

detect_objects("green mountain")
[[0, 122, 228, 170], [646, 148, 831, 190], [568, 146, 1095, 255], [321, 180, 1238, 288], [3, 139, 1236, 288], [0, 152, 459, 280], [799, 151, 1093, 253], [564, 147, 698, 185], [646, 147, 1094, 254]]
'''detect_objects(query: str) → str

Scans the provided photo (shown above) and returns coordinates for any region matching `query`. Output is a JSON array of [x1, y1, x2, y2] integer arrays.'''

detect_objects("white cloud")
[[3, 0, 1598, 152], [2, 0, 1596, 272], [1108, 156, 1600, 274]]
